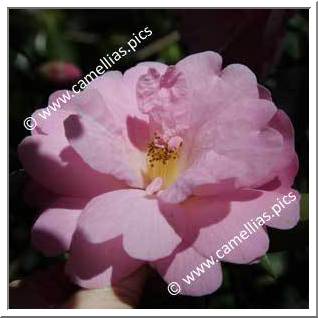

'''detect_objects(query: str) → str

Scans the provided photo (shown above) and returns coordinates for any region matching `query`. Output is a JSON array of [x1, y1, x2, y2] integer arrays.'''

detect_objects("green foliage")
[[159, 42, 183, 64], [260, 252, 288, 280]]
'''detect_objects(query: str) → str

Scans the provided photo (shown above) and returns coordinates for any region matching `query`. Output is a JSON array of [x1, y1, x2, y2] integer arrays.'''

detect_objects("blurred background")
[[9, 9, 309, 308]]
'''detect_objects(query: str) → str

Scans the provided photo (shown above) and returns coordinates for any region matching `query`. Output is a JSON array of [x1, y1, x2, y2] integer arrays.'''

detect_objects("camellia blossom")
[[39, 61, 82, 84], [19, 51, 300, 296]]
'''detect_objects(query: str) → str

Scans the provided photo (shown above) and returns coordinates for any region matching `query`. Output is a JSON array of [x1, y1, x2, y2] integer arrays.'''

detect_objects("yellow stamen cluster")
[[146, 135, 181, 189]]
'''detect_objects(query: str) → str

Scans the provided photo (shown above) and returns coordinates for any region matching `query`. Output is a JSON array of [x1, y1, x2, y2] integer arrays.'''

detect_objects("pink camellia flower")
[[19, 52, 300, 296]]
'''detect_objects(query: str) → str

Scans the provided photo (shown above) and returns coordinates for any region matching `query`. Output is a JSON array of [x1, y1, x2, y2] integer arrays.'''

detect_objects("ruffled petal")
[[64, 114, 145, 188], [31, 198, 86, 256], [88, 71, 141, 122], [260, 189, 300, 230], [176, 51, 222, 89], [161, 189, 297, 264], [221, 63, 258, 99], [31, 90, 76, 136], [66, 235, 144, 289], [18, 134, 125, 197], [161, 103, 297, 204], [123, 61, 167, 109], [136, 66, 191, 137], [258, 84, 272, 101], [268, 110, 299, 187], [192, 189, 299, 264], [76, 189, 181, 261], [152, 244, 223, 296]]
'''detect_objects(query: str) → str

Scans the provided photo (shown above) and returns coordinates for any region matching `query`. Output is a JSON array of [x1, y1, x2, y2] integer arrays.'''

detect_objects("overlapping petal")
[[152, 244, 223, 296], [66, 234, 144, 289], [18, 134, 125, 197], [75, 189, 182, 261], [32, 197, 87, 256]]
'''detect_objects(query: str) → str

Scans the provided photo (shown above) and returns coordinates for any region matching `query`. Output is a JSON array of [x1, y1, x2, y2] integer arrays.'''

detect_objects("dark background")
[[9, 9, 309, 308]]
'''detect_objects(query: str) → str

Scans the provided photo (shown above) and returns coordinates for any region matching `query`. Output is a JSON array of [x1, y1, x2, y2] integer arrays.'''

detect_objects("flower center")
[[146, 133, 182, 189]]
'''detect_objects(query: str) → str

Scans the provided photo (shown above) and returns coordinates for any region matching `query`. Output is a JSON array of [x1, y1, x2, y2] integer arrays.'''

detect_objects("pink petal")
[[192, 189, 298, 264], [31, 198, 85, 256], [258, 84, 272, 101], [131, 55, 276, 199], [76, 189, 181, 261], [162, 191, 274, 264], [268, 110, 299, 187], [176, 51, 222, 85], [64, 114, 144, 188], [260, 189, 300, 230], [136, 66, 191, 136], [161, 102, 296, 204], [88, 71, 135, 121], [18, 134, 125, 197], [159, 151, 242, 203], [123, 62, 167, 108], [81, 71, 154, 153], [175, 53, 254, 129], [86, 64, 167, 128], [217, 98, 277, 130], [126, 116, 150, 151], [152, 244, 223, 296], [194, 218, 269, 264], [70, 88, 120, 133], [159, 195, 231, 245], [66, 235, 144, 289], [269, 110, 295, 146], [221, 63, 258, 99], [31, 90, 76, 136]]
